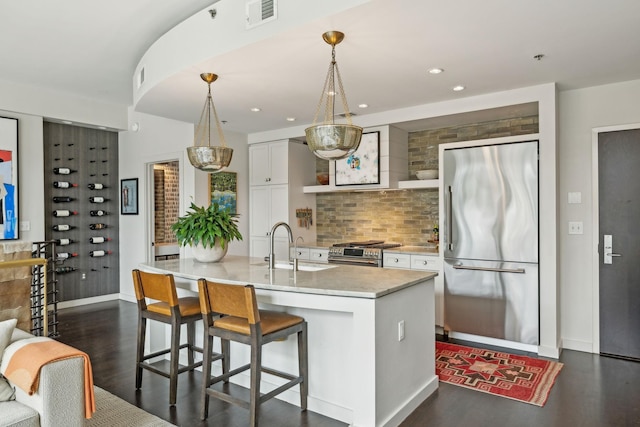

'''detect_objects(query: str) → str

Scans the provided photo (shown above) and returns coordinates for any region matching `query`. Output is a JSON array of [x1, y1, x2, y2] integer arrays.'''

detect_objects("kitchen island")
[[140, 256, 438, 427]]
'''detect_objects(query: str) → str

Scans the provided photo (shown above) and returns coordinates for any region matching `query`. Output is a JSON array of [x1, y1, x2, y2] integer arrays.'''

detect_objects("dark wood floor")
[[57, 300, 640, 427]]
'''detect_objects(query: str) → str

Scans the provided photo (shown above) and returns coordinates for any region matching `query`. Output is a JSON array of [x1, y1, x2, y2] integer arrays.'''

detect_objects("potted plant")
[[171, 202, 242, 263]]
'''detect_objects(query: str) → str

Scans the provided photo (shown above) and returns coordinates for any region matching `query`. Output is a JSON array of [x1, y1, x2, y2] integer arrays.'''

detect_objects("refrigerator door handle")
[[447, 185, 453, 251], [453, 264, 526, 274]]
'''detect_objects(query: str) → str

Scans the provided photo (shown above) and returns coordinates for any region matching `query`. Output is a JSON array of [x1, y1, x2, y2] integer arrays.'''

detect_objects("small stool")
[[132, 269, 203, 405], [198, 279, 308, 427]]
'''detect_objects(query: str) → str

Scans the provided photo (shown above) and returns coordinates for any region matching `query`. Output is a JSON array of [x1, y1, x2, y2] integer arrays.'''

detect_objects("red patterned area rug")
[[436, 341, 563, 406]]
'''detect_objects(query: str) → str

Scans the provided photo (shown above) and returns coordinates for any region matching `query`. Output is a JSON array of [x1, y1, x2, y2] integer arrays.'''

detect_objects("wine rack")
[[31, 241, 58, 337], [43, 122, 120, 302]]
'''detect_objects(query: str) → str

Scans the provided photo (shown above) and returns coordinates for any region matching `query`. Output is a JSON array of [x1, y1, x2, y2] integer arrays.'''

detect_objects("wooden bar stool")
[[198, 279, 308, 427], [132, 269, 203, 405]]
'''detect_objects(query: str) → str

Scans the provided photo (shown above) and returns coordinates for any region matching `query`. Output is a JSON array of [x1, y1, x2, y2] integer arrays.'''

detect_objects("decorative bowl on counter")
[[416, 169, 438, 180], [316, 173, 330, 185]]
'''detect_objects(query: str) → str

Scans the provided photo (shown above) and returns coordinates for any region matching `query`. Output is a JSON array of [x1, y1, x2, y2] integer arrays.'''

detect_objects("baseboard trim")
[[57, 293, 119, 309]]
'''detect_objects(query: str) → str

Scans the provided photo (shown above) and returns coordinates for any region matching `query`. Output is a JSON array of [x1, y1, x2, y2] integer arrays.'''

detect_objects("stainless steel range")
[[328, 240, 402, 267]]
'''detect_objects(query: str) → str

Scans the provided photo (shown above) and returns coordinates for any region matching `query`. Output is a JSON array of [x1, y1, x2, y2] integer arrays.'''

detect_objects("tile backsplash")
[[315, 115, 538, 246]]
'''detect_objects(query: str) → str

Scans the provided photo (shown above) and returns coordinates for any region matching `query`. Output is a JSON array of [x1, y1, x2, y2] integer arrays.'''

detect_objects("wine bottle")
[[89, 250, 112, 257], [89, 197, 109, 203], [53, 209, 78, 217], [87, 183, 105, 190], [55, 238, 75, 246], [55, 266, 78, 274], [89, 236, 112, 244], [53, 196, 75, 203], [52, 224, 75, 231], [57, 252, 78, 259], [89, 210, 108, 216], [53, 167, 77, 175], [89, 223, 107, 230], [53, 181, 78, 189]]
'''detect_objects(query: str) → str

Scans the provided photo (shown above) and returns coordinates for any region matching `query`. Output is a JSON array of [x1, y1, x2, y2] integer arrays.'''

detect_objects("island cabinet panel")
[[43, 122, 120, 302], [249, 139, 317, 261], [140, 257, 438, 427], [384, 249, 444, 328]]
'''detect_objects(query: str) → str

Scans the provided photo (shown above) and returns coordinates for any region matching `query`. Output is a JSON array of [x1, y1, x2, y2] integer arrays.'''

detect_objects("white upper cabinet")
[[249, 139, 318, 260], [250, 140, 289, 186]]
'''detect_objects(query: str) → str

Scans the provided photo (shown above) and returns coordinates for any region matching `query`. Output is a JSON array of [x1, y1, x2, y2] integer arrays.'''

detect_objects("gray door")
[[599, 129, 640, 360]]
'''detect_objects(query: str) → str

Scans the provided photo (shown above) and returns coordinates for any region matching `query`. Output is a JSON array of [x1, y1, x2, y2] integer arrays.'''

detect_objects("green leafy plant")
[[171, 202, 242, 250]]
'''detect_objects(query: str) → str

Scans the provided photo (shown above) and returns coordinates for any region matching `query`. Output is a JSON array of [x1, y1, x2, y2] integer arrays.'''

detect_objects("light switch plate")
[[19, 221, 30, 231], [568, 192, 582, 204]]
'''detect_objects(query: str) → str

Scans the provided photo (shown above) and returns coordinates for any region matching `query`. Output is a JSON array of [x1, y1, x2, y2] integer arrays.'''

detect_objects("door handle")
[[446, 185, 453, 251], [453, 264, 526, 274], [603, 234, 622, 264]]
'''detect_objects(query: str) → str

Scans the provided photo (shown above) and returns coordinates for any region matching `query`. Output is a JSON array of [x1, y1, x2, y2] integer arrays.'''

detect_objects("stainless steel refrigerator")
[[442, 140, 539, 345]]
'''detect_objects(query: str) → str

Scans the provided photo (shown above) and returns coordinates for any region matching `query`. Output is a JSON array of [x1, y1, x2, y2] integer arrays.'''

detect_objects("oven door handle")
[[328, 258, 380, 267]]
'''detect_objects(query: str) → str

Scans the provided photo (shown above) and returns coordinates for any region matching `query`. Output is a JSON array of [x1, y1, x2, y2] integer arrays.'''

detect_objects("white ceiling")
[[2, 0, 640, 134]]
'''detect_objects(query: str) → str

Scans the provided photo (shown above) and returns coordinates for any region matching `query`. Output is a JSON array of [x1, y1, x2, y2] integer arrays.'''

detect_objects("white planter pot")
[[191, 240, 228, 263]]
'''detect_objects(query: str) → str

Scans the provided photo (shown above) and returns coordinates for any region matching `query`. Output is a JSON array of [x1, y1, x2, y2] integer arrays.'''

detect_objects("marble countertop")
[[140, 255, 436, 299], [384, 246, 439, 255]]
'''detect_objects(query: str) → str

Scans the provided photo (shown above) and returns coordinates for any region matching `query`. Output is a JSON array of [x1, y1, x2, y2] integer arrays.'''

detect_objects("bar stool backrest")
[[132, 270, 179, 309], [198, 281, 260, 325]]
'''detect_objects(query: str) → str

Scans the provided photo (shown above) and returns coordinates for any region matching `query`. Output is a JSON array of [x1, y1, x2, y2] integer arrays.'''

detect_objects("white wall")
[[194, 129, 250, 257], [118, 109, 249, 301], [0, 78, 126, 130], [0, 111, 45, 243], [0, 78, 128, 245], [558, 79, 640, 352]]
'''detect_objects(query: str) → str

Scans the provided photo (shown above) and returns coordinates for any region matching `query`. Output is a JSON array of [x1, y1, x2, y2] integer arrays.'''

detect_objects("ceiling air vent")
[[246, 0, 277, 29]]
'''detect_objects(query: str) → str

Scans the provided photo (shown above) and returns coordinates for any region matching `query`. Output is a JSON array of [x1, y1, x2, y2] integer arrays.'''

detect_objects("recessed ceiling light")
[[452, 85, 465, 92], [358, 103, 369, 109], [250, 107, 261, 112], [98, 126, 106, 130], [428, 68, 444, 74], [62, 120, 73, 125], [286, 117, 296, 122]]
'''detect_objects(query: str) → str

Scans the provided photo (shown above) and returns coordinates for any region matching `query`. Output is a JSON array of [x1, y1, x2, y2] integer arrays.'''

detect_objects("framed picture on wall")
[[0, 116, 19, 239], [209, 171, 237, 214], [121, 178, 139, 215], [335, 131, 380, 186]]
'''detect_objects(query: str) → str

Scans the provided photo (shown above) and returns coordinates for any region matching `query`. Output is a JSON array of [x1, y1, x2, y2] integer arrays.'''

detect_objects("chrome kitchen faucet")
[[269, 221, 293, 270]]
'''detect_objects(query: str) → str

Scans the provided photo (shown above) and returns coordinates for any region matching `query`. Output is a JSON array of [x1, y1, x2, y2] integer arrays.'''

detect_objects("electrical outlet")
[[568, 221, 583, 235], [398, 320, 405, 341], [19, 221, 30, 231]]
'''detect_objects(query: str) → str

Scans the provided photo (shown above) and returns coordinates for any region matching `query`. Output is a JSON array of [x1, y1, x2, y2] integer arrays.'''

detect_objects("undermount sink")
[[273, 262, 336, 272]]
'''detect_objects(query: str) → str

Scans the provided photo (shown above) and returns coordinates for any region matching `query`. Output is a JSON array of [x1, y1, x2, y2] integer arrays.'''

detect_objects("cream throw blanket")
[[0, 336, 96, 419]]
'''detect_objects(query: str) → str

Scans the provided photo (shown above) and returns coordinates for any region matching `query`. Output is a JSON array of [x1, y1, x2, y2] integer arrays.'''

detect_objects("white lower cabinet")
[[290, 247, 329, 264], [384, 251, 444, 327], [309, 248, 329, 263], [383, 253, 411, 269], [250, 185, 290, 260]]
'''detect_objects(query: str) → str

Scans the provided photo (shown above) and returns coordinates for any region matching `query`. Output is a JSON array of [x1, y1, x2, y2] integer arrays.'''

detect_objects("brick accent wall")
[[154, 169, 165, 242], [315, 116, 538, 246], [153, 161, 179, 244]]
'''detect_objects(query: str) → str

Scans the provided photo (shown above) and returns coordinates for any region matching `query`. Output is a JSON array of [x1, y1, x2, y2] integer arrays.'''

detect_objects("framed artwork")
[[120, 178, 139, 215], [0, 117, 19, 240], [209, 171, 237, 214], [335, 131, 380, 186]]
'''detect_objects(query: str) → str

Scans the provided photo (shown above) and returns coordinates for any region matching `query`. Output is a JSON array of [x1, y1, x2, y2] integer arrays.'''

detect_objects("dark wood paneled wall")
[[43, 122, 120, 301]]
